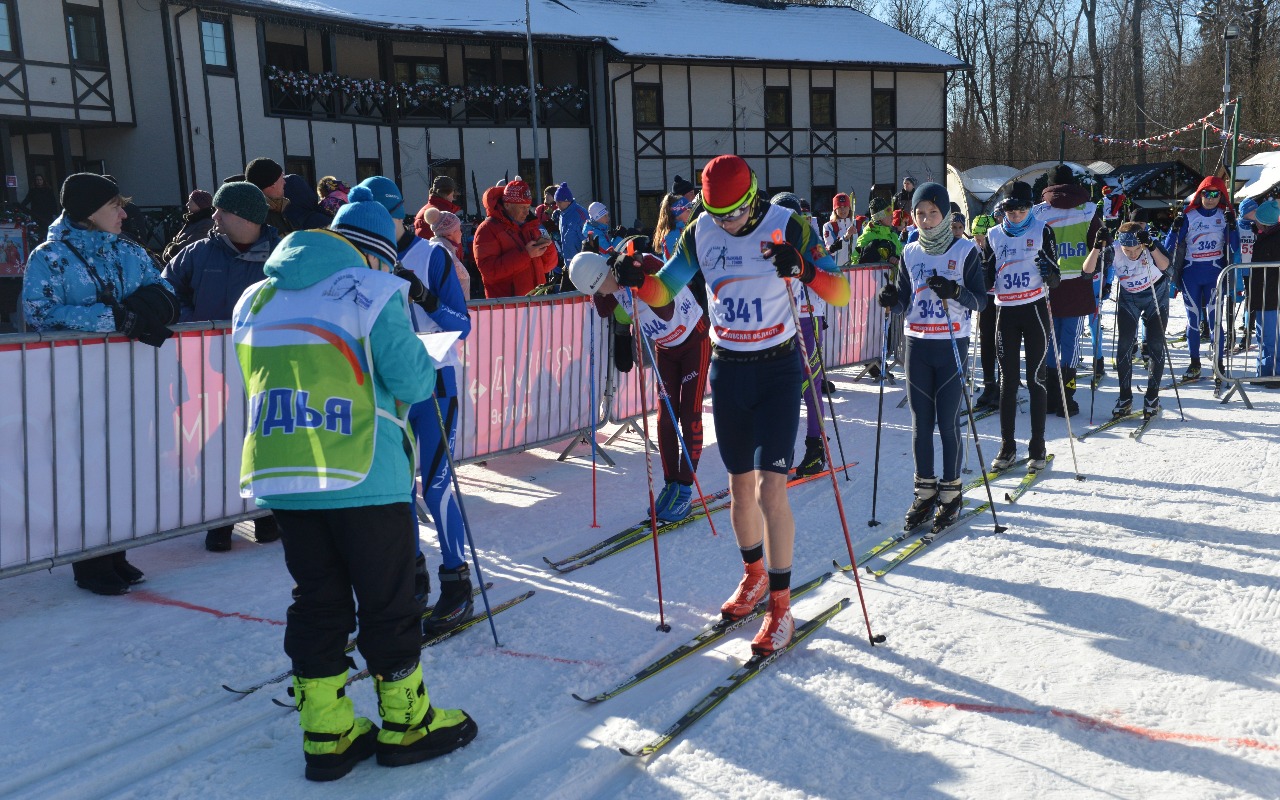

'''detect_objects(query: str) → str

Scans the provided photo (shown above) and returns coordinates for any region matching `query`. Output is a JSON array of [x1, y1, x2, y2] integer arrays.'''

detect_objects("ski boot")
[[1044, 371, 1063, 416], [973, 383, 999, 411], [374, 664, 477, 767], [750, 589, 794, 657], [720, 560, 768, 621], [1199, 319, 1212, 340], [413, 552, 430, 606], [648, 482, 675, 518], [1143, 396, 1161, 420], [1183, 360, 1202, 381], [1112, 397, 1132, 418], [1093, 357, 1106, 379], [990, 443, 1018, 471], [904, 477, 938, 531], [111, 551, 145, 586], [205, 525, 233, 552], [71, 555, 129, 596], [1056, 368, 1080, 417], [1028, 447, 1049, 473], [793, 436, 825, 478], [292, 672, 378, 781], [823, 378, 838, 394], [424, 563, 473, 635], [932, 480, 963, 532], [656, 483, 692, 523]]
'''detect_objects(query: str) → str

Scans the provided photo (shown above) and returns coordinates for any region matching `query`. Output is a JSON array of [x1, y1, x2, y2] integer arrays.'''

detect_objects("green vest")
[[1035, 203, 1095, 278], [233, 269, 404, 498]]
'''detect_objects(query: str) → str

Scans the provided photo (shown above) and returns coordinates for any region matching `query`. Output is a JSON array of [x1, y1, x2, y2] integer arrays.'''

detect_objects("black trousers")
[[996, 300, 1050, 454], [275, 503, 422, 679], [979, 304, 998, 386], [1116, 283, 1169, 403]]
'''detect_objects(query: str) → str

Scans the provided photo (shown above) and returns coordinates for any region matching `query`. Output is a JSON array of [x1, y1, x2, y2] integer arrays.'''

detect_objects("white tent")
[[947, 164, 1018, 219], [988, 160, 1096, 207]]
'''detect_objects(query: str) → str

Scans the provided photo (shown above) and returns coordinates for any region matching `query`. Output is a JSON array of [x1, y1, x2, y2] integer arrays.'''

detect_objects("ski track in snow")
[[2, 300, 1280, 798]]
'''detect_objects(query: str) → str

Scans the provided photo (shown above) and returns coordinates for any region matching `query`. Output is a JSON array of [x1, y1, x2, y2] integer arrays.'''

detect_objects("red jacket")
[[414, 194, 463, 239], [472, 186, 559, 298], [1184, 175, 1232, 213]]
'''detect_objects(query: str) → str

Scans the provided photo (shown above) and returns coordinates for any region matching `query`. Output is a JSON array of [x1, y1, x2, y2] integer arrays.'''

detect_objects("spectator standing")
[[162, 190, 216, 262], [583, 202, 622, 253], [671, 175, 698, 205], [554, 183, 589, 260], [415, 175, 462, 239], [823, 194, 858, 267], [23, 173, 179, 595], [472, 179, 557, 298], [316, 176, 349, 216], [282, 174, 334, 231], [21, 174, 61, 236], [245, 157, 292, 234], [423, 207, 471, 299], [1247, 199, 1280, 380]]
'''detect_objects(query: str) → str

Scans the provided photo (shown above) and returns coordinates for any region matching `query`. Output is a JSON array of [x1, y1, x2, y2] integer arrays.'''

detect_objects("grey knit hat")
[[212, 181, 269, 225]]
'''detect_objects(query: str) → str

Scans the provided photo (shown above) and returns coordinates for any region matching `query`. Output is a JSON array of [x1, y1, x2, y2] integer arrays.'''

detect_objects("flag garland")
[[1061, 100, 1238, 151]]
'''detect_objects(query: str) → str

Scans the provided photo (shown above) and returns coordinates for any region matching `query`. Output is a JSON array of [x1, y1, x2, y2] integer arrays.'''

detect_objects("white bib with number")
[[901, 238, 975, 340], [1112, 245, 1162, 294], [695, 203, 797, 351], [1187, 209, 1226, 263], [617, 286, 703, 348], [1238, 219, 1256, 264], [986, 224, 1047, 306]]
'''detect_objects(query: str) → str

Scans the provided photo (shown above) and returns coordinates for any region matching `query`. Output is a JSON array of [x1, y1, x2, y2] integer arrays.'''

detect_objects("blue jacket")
[[1163, 207, 1239, 272], [22, 213, 173, 332], [162, 226, 281, 322], [398, 237, 471, 338], [583, 219, 621, 253], [557, 201, 589, 259], [238, 229, 437, 511]]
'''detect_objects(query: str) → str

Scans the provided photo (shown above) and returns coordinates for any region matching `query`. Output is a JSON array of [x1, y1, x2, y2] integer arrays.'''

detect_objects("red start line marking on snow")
[[129, 590, 286, 626], [902, 698, 1280, 752], [496, 649, 608, 668]]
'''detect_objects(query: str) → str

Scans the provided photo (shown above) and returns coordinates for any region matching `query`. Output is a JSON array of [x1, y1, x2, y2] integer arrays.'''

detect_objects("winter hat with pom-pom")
[[330, 185, 397, 267], [423, 206, 461, 238]]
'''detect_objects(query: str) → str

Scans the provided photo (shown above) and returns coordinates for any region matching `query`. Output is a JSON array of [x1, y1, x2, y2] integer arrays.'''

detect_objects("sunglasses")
[[709, 203, 751, 222], [1202, 190, 1221, 198]]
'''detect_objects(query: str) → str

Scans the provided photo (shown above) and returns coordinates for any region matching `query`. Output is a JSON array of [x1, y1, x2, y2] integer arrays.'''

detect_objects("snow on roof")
[[222, 0, 964, 69], [1236, 151, 1280, 198], [958, 164, 1017, 201]]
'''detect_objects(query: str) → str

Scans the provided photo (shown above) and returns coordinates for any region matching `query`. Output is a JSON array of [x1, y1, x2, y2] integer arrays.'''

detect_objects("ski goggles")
[[704, 173, 758, 221], [1201, 189, 1222, 199]]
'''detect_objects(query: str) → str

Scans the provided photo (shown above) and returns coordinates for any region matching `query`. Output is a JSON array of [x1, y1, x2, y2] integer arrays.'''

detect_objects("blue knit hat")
[[331, 185, 397, 267], [911, 182, 950, 215], [554, 182, 574, 203], [356, 176, 405, 219], [1240, 197, 1260, 217], [1255, 199, 1280, 228]]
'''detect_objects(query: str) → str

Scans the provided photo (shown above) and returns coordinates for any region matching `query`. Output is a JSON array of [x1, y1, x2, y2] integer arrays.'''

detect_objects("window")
[[811, 186, 837, 216], [394, 58, 445, 86], [265, 40, 308, 72], [636, 191, 665, 234], [872, 88, 896, 129], [355, 159, 382, 183], [501, 59, 526, 87], [633, 84, 662, 127], [200, 17, 233, 73], [430, 160, 464, 210], [66, 4, 107, 67], [0, 1, 18, 56], [810, 88, 834, 130], [464, 58, 494, 86], [764, 87, 791, 129], [284, 156, 315, 188]]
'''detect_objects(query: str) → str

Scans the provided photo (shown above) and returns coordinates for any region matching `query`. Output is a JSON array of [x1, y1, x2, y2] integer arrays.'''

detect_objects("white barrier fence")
[[1214, 261, 1280, 406], [0, 269, 882, 578]]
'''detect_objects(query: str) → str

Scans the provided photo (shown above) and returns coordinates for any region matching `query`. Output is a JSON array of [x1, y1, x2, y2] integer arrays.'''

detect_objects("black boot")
[[1057, 368, 1080, 417], [253, 514, 280, 543], [1093, 357, 1105, 378], [111, 551, 145, 585], [1045, 370, 1063, 416], [904, 477, 938, 531], [413, 553, 430, 605], [793, 436, 825, 477], [932, 480, 963, 532], [973, 383, 999, 410], [424, 564, 474, 635], [205, 526, 233, 552], [72, 555, 129, 596]]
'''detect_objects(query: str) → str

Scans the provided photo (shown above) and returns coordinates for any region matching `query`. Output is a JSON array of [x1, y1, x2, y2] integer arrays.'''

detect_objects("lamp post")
[[1223, 21, 1239, 200], [525, 0, 541, 192]]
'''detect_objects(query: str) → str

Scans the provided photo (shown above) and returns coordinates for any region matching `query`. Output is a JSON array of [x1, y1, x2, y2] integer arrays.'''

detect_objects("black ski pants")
[[275, 503, 422, 679], [996, 300, 1050, 455], [1116, 280, 1169, 403]]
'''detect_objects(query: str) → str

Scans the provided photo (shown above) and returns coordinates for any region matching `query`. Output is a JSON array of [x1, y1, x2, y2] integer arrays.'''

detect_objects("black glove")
[[1137, 228, 1152, 246], [763, 242, 815, 282], [112, 304, 143, 339], [134, 318, 175, 348], [877, 283, 899, 308], [927, 274, 961, 300], [1224, 209, 1237, 228], [393, 266, 428, 303], [122, 283, 179, 327], [829, 239, 842, 252], [613, 328, 634, 373], [1101, 281, 1112, 301], [580, 235, 601, 255], [1173, 212, 1186, 228], [114, 303, 173, 347], [609, 251, 645, 288], [1035, 253, 1061, 289]]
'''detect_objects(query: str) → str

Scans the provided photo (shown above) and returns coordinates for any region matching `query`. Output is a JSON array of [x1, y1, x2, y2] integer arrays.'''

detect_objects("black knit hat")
[[60, 173, 120, 223], [1005, 181, 1035, 209], [671, 174, 695, 196], [244, 157, 284, 190], [1051, 164, 1077, 186]]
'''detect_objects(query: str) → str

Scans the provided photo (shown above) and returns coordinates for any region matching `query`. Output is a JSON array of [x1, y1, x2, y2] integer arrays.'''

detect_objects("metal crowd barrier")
[[1214, 261, 1280, 407]]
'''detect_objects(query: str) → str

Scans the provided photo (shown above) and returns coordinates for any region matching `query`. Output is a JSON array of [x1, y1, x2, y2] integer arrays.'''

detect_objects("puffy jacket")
[[1248, 224, 1280, 312], [234, 229, 436, 511], [282, 175, 333, 231], [557, 201, 589, 259], [22, 213, 175, 332], [162, 207, 216, 262], [472, 185, 558, 297], [162, 225, 281, 322]]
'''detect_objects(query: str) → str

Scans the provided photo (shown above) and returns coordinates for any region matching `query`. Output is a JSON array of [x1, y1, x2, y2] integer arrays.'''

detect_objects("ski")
[[222, 582, 494, 696], [1164, 375, 1202, 390], [542, 488, 733, 568], [571, 572, 835, 704], [618, 598, 849, 758], [1004, 455, 1055, 503], [1076, 411, 1143, 441], [1130, 410, 1160, 440], [969, 396, 1026, 422], [546, 463, 856, 574], [869, 502, 991, 578]]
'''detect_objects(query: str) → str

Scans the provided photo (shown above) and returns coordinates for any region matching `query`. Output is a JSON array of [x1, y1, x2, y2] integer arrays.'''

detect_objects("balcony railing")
[[264, 66, 590, 126]]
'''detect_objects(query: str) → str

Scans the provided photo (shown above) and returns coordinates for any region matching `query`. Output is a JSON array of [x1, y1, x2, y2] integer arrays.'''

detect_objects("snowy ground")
[[2, 302, 1279, 800]]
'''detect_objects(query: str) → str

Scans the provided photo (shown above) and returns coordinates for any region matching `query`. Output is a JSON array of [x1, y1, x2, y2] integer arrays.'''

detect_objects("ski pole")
[[634, 336, 672, 633], [867, 292, 893, 527], [431, 394, 501, 647], [1089, 273, 1102, 424], [936, 282, 1007, 535], [1151, 278, 1186, 421], [1043, 293, 1086, 480], [771, 230, 883, 646], [629, 299, 721, 537], [960, 317, 978, 475], [588, 307, 599, 527], [800, 281, 851, 480]]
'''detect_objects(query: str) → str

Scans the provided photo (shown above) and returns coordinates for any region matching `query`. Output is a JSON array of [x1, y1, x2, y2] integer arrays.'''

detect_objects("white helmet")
[[568, 251, 610, 296]]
